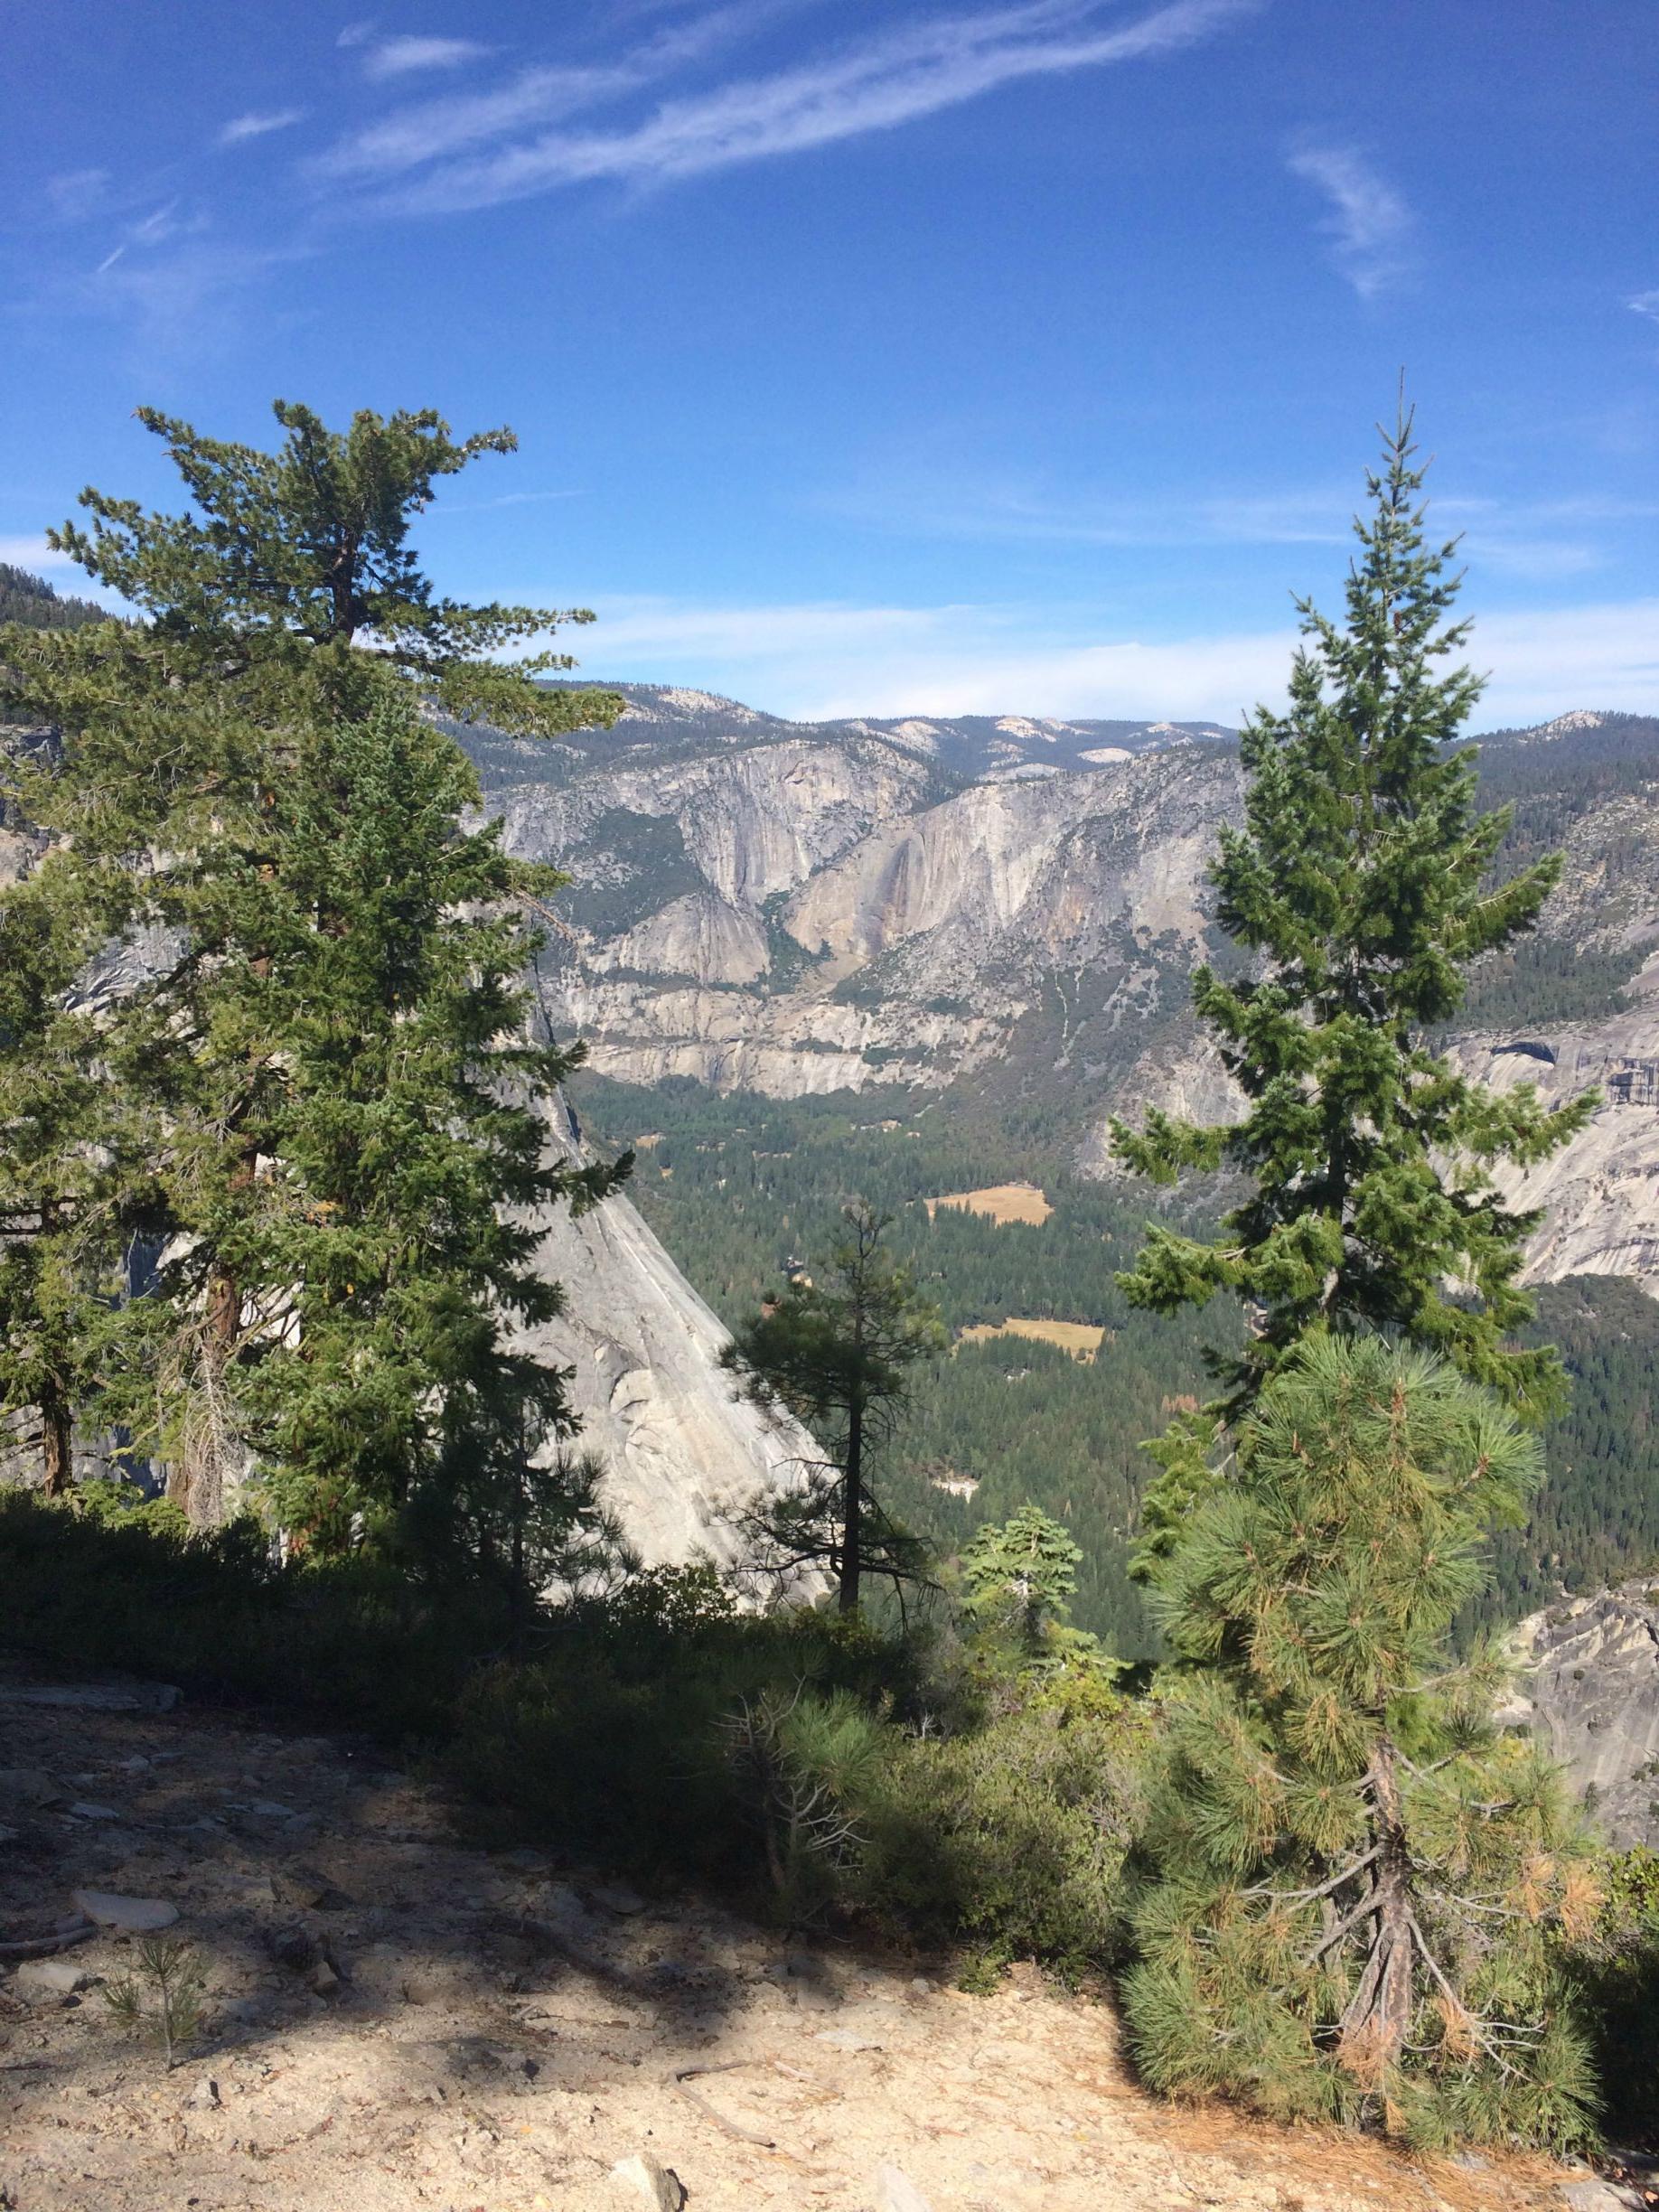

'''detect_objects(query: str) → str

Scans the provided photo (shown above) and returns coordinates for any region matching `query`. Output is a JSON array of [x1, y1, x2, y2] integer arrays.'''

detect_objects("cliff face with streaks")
[[511, 1099, 819, 1581], [468, 693, 1659, 1303]]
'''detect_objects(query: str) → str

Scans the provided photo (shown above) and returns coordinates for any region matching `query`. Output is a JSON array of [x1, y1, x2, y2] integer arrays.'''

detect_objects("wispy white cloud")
[[314, 0, 1256, 213], [536, 590, 1659, 729], [436, 488, 587, 512], [45, 168, 112, 222], [312, 4, 824, 185], [129, 200, 186, 246], [823, 470, 1353, 548], [218, 108, 306, 147], [65, 237, 313, 361], [313, 63, 633, 182], [821, 466, 1656, 579], [1630, 289, 1659, 324], [1447, 494, 1659, 582], [360, 34, 493, 81], [1286, 140, 1411, 299]]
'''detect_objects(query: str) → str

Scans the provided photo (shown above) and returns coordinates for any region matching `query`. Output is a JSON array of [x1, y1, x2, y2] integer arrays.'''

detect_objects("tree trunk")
[[169, 1145, 256, 1528], [839, 1400, 863, 1616], [1368, 1738, 1416, 2058], [1338, 1734, 1416, 2082], [36, 1195, 74, 1498], [40, 1374, 72, 1499]]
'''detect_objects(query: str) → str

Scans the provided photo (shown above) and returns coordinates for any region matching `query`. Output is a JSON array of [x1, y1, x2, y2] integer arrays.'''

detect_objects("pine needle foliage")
[[218, 690, 621, 1549], [1111, 409, 1593, 1423], [104, 1938, 207, 2070], [961, 1502, 1097, 1667], [723, 1202, 944, 1614], [0, 858, 160, 1492], [1123, 1335, 1601, 2151], [47, 402, 621, 736], [0, 400, 624, 1540]]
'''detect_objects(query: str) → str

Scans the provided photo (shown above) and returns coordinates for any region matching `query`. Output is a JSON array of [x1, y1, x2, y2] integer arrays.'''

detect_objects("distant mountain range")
[[496, 680, 1237, 783], [460, 689, 1659, 1302]]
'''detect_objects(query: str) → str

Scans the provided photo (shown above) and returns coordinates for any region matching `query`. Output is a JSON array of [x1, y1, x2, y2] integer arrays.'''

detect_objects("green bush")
[[446, 1574, 920, 1877], [0, 1490, 1155, 1975], [857, 1664, 1155, 1980], [0, 1488, 541, 1739]]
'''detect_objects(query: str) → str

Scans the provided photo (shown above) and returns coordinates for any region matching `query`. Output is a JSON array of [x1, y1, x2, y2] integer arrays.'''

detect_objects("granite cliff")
[[1508, 1581, 1659, 1846], [468, 692, 1659, 1304]]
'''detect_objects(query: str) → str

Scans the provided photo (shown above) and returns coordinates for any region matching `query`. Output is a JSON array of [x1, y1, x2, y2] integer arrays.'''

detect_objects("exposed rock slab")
[[514, 1097, 818, 1579], [1506, 1582, 1659, 1843]]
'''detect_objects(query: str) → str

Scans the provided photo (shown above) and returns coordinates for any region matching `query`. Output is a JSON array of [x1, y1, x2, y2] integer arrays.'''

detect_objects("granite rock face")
[[471, 696, 1659, 1306], [1450, 982, 1659, 1295], [1507, 1582, 1659, 1844], [494, 729, 1242, 1102], [513, 1097, 819, 1580]]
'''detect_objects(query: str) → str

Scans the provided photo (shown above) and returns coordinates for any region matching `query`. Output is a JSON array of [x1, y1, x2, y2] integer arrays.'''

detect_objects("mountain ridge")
[[463, 694, 1659, 1303]]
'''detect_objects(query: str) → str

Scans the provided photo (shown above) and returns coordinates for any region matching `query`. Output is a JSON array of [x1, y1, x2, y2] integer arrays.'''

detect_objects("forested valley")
[[574, 1071, 1659, 1647]]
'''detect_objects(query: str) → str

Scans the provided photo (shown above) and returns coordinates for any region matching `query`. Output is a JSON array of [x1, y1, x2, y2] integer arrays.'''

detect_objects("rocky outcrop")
[[508, 736, 1241, 1102], [596, 894, 770, 988], [1454, 976, 1659, 1296], [1506, 1583, 1659, 1845], [514, 1099, 818, 1579]]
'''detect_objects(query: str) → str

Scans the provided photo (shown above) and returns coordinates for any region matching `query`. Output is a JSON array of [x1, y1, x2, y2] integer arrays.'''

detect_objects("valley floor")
[[0, 1669, 1617, 2212]]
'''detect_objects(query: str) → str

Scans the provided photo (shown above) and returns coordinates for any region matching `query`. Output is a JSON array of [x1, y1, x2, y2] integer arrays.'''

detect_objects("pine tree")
[[1111, 408, 1592, 1423], [47, 403, 618, 734], [1123, 1335, 1600, 2150], [961, 1503, 1090, 1663], [0, 858, 156, 1491], [0, 401, 623, 1525], [723, 1203, 944, 1614], [213, 690, 623, 1554]]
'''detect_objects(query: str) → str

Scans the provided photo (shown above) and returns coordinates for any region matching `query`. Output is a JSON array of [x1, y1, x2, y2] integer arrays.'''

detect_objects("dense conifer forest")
[[0, 561, 108, 633], [571, 1071, 1659, 1649]]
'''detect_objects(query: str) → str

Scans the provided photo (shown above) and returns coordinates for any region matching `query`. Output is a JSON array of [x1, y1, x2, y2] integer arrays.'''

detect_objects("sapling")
[[105, 1937, 207, 2068]]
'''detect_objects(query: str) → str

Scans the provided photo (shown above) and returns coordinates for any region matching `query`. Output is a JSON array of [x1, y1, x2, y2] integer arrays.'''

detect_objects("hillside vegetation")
[[574, 1072, 1659, 1648]]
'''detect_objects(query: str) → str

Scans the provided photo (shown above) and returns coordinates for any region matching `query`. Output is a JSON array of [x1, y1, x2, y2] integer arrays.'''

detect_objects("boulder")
[[0, 1767, 61, 1813], [590, 1882, 648, 1917], [70, 1889, 179, 1933], [610, 2153, 687, 2210], [267, 1924, 323, 1973], [14, 1956, 92, 1998], [272, 1864, 349, 1910], [0, 1682, 179, 1712], [1559, 2183, 1645, 2211]]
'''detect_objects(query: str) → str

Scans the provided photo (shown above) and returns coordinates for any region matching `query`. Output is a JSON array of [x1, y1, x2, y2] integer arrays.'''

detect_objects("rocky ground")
[[0, 1665, 1643, 2212]]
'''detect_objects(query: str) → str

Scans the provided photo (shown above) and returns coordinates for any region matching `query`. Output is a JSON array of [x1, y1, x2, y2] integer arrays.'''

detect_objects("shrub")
[[857, 1664, 1155, 1980], [445, 1579, 920, 1877]]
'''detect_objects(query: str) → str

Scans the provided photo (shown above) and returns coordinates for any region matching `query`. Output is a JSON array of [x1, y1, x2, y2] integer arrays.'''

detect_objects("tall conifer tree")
[[235, 690, 619, 1551], [0, 860, 156, 1491], [0, 401, 623, 1528], [723, 1204, 943, 1614], [1112, 410, 1592, 1421]]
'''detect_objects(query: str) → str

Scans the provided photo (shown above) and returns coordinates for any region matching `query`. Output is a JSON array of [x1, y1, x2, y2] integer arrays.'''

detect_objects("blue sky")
[[5, 0, 1657, 726]]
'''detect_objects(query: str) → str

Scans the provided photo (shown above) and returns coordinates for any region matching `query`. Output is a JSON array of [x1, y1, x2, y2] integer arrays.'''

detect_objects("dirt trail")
[[0, 1671, 1607, 2212]]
